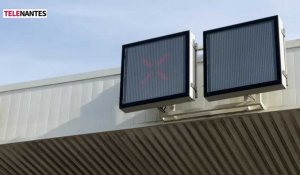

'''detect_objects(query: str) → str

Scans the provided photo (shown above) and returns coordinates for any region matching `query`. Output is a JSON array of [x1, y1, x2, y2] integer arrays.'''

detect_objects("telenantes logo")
[[3, 9, 47, 18]]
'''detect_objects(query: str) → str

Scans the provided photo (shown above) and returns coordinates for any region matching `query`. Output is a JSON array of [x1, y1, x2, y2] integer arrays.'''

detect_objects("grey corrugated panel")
[[0, 109, 299, 175], [295, 51, 300, 105], [132, 128, 174, 174]]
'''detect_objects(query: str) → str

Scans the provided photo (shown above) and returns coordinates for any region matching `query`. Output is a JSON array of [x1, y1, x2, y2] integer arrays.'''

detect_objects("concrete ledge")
[[286, 39, 300, 49], [0, 68, 120, 93]]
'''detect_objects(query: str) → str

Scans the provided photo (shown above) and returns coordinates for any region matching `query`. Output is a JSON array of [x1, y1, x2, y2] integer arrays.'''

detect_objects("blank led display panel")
[[120, 31, 195, 112], [204, 16, 286, 101]]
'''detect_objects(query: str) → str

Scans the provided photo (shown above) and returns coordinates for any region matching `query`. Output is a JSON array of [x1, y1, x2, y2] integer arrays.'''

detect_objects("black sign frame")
[[119, 31, 192, 112]]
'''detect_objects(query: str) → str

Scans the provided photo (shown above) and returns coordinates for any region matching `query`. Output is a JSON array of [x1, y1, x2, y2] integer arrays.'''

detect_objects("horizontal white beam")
[[0, 68, 120, 93]]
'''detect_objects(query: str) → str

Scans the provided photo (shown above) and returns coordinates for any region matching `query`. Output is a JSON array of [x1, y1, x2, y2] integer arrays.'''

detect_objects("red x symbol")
[[141, 54, 170, 86]]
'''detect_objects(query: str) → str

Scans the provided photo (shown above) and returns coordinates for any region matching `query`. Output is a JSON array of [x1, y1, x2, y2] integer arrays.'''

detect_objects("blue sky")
[[0, 0, 299, 85]]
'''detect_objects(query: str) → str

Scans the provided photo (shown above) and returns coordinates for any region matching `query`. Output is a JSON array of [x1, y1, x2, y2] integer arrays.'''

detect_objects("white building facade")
[[0, 40, 299, 174]]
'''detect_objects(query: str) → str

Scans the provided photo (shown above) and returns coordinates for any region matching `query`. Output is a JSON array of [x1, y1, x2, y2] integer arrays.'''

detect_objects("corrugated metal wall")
[[0, 43, 299, 145], [0, 109, 300, 175], [0, 75, 160, 144]]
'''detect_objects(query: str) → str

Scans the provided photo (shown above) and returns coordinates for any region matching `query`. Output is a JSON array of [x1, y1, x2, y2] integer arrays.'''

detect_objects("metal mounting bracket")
[[161, 94, 265, 122]]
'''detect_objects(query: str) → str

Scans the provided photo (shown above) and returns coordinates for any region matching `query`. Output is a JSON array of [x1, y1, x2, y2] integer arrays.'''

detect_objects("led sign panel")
[[204, 16, 286, 101], [120, 31, 195, 112]]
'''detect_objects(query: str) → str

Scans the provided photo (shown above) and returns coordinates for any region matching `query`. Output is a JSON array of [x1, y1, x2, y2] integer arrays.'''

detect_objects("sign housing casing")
[[203, 15, 287, 101], [120, 31, 196, 112]]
